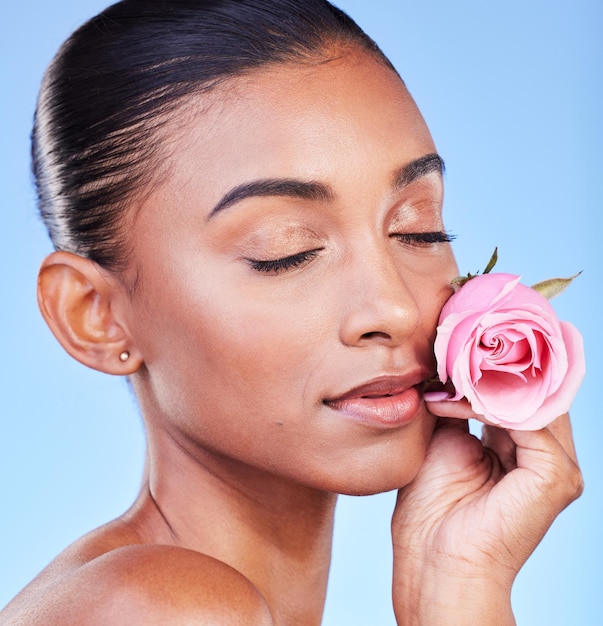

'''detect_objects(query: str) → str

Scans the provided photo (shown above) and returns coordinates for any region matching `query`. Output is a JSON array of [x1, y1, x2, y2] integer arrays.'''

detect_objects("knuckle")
[[568, 467, 585, 501], [555, 460, 584, 503], [538, 455, 583, 506]]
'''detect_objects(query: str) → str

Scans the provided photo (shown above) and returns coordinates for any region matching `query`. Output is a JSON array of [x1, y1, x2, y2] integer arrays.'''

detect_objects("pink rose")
[[426, 273, 585, 430]]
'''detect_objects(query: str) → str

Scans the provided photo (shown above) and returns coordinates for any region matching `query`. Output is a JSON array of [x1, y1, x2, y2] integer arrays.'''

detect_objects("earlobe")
[[37, 251, 141, 375]]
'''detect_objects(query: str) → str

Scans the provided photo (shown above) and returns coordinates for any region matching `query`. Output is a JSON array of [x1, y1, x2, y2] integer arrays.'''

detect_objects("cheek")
[[132, 267, 331, 421], [411, 258, 458, 337], [198, 300, 322, 401]]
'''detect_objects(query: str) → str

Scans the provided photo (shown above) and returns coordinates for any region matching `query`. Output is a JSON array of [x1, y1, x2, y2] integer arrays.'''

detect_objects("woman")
[[1, 0, 583, 623]]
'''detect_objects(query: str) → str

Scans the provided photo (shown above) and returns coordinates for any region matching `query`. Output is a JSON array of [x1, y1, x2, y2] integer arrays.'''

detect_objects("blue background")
[[1, 1, 601, 623]]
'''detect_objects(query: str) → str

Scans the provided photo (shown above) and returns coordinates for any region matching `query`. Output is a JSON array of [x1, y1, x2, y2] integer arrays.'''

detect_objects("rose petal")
[[494, 321, 586, 430], [432, 272, 584, 431], [440, 274, 522, 319]]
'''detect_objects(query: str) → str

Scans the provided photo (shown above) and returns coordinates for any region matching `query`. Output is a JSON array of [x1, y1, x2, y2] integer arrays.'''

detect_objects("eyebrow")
[[207, 152, 445, 219], [392, 153, 445, 189], [207, 178, 334, 219]]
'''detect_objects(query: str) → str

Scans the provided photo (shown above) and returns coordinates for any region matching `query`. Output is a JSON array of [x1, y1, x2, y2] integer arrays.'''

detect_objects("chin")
[[333, 466, 425, 497], [322, 446, 430, 497], [325, 414, 436, 497]]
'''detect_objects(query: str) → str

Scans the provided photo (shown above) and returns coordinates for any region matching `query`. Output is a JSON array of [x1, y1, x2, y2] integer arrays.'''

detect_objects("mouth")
[[323, 375, 427, 428]]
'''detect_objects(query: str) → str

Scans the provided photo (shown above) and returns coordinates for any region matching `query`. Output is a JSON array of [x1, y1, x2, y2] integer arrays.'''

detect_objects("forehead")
[[151, 50, 435, 212]]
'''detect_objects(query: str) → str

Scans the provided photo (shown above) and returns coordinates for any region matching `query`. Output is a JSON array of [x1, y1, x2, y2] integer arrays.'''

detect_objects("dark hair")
[[33, 0, 396, 271]]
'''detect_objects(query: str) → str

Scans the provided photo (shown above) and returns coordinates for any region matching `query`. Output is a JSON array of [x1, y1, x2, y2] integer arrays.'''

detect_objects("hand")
[[391, 401, 583, 625]]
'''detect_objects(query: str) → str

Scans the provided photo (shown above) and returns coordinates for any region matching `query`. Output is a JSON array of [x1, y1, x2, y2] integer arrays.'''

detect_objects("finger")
[[482, 425, 517, 472], [545, 412, 579, 464], [433, 416, 470, 434], [426, 397, 491, 423], [506, 426, 584, 508], [481, 413, 578, 474]]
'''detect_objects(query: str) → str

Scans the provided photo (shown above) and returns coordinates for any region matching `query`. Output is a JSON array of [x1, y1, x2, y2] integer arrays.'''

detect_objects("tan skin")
[[2, 49, 582, 625]]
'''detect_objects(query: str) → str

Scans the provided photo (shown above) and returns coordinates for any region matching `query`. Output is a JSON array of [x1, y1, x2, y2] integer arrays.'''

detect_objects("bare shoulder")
[[1, 544, 274, 625]]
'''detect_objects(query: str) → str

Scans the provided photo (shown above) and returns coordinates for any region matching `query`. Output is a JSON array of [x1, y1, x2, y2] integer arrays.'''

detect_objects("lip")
[[323, 375, 427, 428]]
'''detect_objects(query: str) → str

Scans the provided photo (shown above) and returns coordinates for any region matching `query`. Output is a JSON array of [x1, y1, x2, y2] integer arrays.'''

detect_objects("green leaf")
[[531, 272, 582, 300], [451, 247, 498, 288], [451, 272, 478, 287], [483, 247, 498, 274]]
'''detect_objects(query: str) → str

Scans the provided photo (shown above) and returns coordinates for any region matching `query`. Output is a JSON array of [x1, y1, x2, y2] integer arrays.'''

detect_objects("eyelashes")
[[247, 231, 455, 275], [392, 231, 456, 246], [247, 248, 324, 274]]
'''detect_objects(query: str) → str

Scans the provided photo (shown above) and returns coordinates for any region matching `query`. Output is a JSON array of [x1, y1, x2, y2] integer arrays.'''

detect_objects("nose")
[[338, 245, 421, 348]]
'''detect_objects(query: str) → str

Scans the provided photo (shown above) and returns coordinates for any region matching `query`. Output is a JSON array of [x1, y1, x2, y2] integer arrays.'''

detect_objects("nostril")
[[360, 331, 392, 341]]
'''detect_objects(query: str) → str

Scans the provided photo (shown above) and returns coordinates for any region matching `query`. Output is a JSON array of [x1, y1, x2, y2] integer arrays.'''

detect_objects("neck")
[[124, 425, 337, 625]]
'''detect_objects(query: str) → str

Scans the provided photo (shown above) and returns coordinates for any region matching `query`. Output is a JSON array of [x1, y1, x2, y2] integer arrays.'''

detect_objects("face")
[[122, 49, 458, 495]]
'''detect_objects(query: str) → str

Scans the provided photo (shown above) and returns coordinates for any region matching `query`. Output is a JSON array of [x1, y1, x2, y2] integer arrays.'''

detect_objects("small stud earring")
[[119, 351, 130, 362]]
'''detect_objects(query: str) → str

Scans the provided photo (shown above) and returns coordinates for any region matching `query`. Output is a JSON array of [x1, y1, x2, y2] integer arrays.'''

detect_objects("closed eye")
[[391, 231, 456, 246], [246, 248, 324, 274]]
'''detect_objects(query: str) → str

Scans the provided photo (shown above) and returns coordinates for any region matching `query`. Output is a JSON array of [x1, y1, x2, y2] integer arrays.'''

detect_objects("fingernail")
[[424, 390, 454, 402]]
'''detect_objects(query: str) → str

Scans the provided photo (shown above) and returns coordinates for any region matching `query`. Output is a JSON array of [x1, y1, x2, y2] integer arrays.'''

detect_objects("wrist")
[[393, 564, 515, 626]]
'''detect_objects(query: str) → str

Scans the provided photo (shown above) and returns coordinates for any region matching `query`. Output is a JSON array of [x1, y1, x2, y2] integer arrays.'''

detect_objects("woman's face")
[[124, 49, 458, 495]]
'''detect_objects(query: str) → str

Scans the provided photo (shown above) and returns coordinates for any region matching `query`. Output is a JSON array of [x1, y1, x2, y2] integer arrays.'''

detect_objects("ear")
[[37, 251, 141, 375]]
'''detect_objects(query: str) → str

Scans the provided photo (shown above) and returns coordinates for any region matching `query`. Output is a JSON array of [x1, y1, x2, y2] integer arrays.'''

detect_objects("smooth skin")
[[1, 48, 582, 625]]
